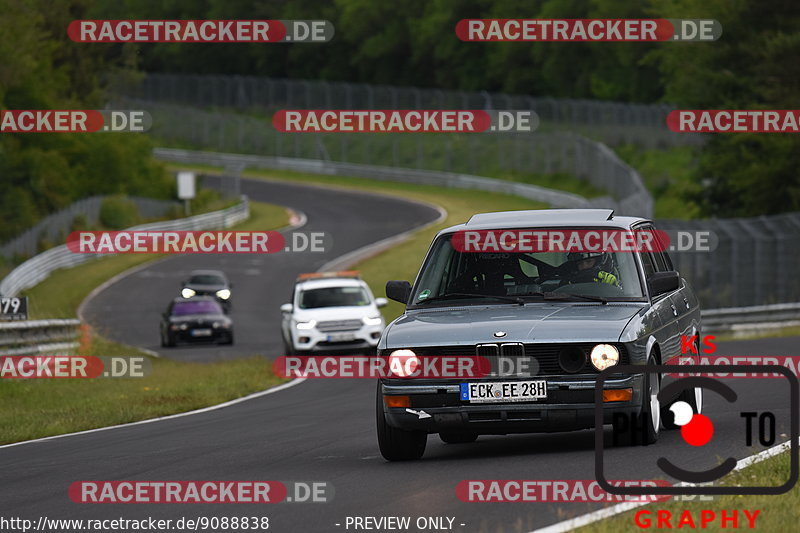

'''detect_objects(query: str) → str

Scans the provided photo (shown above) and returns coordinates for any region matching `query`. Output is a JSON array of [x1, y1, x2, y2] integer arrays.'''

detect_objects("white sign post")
[[177, 171, 196, 215]]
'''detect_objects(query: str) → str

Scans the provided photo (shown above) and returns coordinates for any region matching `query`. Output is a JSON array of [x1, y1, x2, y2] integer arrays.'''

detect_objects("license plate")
[[190, 328, 212, 337], [326, 332, 355, 342], [460, 381, 547, 403]]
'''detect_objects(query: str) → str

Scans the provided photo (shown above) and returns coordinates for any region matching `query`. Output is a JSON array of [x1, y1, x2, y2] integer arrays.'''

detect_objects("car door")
[[640, 240, 682, 363]]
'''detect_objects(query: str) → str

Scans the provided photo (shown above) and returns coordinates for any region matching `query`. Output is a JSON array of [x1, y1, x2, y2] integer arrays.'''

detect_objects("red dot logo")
[[670, 401, 714, 446]]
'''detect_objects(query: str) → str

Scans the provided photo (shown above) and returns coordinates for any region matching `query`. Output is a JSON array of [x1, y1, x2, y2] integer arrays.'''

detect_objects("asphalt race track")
[[2, 180, 799, 532], [81, 178, 441, 361]]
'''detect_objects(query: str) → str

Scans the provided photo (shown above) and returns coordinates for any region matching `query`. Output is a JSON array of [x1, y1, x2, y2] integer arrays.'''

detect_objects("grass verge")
[[615, 144, 703, 220], [577, 449, 796, 532], [0, 201, 289, 445]]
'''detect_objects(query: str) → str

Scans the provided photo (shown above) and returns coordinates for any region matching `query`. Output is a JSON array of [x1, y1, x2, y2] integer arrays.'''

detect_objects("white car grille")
[[316, 319, 363, 332]]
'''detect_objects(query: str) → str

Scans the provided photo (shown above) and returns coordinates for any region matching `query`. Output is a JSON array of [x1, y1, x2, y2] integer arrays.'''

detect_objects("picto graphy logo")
[[594, 364, 798, 496]]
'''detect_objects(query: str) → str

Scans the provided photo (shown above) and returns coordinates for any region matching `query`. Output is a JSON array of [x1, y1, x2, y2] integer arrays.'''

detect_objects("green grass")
[[0, 200, 289, 445], [615, 144, 703, 220], [0, 349, 281, 445], [577, 450, 796, 532]]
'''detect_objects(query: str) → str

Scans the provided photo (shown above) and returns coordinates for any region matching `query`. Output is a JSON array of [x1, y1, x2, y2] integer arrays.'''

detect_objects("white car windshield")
[[298, 286, 371, 309]]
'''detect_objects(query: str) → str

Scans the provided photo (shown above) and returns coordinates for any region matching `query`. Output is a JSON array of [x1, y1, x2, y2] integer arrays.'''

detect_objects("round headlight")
[[590, 344, 619, 371], [216, 289, 231, 300], [181, 288, 196, 298], [558, 346, 586, 373], [388, 349, 419, 378]]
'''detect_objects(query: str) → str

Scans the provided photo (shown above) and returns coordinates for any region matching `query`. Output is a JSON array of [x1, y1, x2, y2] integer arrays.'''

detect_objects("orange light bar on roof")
[[296, 271, 361, 281]]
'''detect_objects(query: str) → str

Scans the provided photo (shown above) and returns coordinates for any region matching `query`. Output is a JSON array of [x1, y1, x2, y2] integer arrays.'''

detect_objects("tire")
[[439, 431, 478, 444], [222, 333, 234, 345], [282, 336, 295, 356], [376, 383, 427, 461], [613, 357, 660, 446], [164, 332, 176, 348]]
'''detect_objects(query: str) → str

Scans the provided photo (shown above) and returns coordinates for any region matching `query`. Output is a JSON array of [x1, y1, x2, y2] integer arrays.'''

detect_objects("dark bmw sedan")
[[377, 209, 702, 460], [160, 296, 234, 347]]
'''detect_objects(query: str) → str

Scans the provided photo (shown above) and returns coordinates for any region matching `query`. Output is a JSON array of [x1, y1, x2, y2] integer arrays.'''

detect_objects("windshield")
[[189, 274, 225, 285], [298, 286, 371, 309], [409, 232, 645, 306], [172, 300, 223, 315]]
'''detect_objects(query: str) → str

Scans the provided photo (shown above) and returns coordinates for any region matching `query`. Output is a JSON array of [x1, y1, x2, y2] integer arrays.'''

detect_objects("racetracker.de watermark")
[[0, 110, 151, 132], [273, 354, 492, 379], [667, 110, 800, 133], [273, 110, 539, 133], [66, 231, 328, 254], [68, 20, 334, 43], [0, 356, 150, 379], [455, 19, 721, 42]]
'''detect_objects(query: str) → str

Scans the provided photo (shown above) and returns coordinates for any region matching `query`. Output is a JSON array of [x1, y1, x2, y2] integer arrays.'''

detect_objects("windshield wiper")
[[543, 292, 608, 304], [416, 292, 526, 305]]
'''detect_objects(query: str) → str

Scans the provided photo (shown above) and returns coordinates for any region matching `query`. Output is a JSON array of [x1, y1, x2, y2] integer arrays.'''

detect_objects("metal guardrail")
[[702, 303, 800, 335], [0, 319, 80, 356], [0, 196, 178, 259], [154, 147, 591, 209], [0, 197, 249, 298], [127, 100, 654, 217]]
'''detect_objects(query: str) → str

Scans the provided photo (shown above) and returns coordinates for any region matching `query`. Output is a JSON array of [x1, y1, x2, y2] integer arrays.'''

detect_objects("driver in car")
[[568, 251, 620, 287]]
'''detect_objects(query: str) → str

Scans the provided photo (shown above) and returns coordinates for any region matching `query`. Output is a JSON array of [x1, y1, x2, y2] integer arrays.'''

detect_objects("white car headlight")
[[590, 344, 619, 371], [362, 315, 383, 326], [216, 289, 231, 300], [296, 320, 317, 330], [181, 288, 196, 298]]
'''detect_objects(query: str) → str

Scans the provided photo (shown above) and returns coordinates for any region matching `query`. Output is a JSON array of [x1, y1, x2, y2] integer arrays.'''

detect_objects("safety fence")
[[132, 100, 653, 218], [116, 73, 703, 148], [1, 196, 178, 260], [0, 197, 249, 298], [154, 148, 800, 310]]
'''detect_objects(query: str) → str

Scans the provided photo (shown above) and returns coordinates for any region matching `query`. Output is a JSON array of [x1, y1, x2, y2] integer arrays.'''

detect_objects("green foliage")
[[0, 0, 171, 243], [98, 195, 140, 229], [646, 0, 800, 216]]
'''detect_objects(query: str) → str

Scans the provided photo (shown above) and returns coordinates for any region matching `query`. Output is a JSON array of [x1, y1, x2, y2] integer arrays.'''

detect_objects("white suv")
[[280, 271, 387, 355]]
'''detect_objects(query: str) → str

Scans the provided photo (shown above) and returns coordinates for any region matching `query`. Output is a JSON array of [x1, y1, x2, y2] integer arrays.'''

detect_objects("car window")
[[640, 252, 656, 279], [410, 233, 646, 304], [298, 286, 370, 309], [172, 300, 223, 315]]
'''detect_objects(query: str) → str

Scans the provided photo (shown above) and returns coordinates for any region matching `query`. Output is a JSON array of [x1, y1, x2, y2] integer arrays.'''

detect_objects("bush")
[[99, 196, 140, 230]]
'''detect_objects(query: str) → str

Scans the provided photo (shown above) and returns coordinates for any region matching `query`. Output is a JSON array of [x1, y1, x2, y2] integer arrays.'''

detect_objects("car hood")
[[385, 303, 644, 346], [294, 305, 379, 322], [169, 314, 227, 323], [184, 283, 227, 292]]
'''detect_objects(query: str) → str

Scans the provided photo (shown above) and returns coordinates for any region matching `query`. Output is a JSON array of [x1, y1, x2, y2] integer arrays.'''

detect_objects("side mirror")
[[648, 271, 680, 297], [375, 297, 388, 308], [385, 280, 411, 305], [280, 303, 293, 313]]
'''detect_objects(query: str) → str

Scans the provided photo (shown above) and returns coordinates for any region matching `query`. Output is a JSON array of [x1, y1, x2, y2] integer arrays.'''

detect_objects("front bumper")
[[171, 328, 232, 343], [292, 324, 383, 353], [380, 374, 644, 434]]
